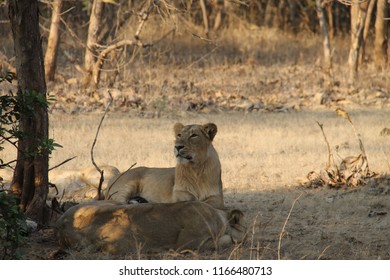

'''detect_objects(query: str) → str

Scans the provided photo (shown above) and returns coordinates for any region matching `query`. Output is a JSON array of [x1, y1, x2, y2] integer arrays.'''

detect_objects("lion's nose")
[[175, 145, 184, 152]]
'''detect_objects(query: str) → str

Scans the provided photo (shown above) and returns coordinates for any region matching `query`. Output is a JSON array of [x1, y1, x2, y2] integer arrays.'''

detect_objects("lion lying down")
[[55, 200, 246, 254]]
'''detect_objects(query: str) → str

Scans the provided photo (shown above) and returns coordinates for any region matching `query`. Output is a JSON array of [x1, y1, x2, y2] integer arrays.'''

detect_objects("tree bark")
[[8, 0, 49, 224], [83, 0, 105, 87], [348, 1, 369, 84], [264, 0, 278, 27], [199, 0, 209, 37], [213, 0, 224, 32], [326, 1, 334, 39], [374, 0, 388, 69], [360, 0, 376, 65], [316, 0, 333, 79], [288, 1, 299, 33], [44, 0, 63, 81]]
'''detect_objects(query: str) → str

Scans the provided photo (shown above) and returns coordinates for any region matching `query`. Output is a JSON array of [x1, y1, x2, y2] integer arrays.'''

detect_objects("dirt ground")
[[6, 109, 389, 260], [19, 182, 390, 260]]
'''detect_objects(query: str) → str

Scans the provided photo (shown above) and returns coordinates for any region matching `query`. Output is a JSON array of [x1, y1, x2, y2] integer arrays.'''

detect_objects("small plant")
[[0, 70, 62, 257], [306, 108, 377, 188], [1, 71, 61, 168], [0, 71, 20, 169], [0, 190, 27, 259]]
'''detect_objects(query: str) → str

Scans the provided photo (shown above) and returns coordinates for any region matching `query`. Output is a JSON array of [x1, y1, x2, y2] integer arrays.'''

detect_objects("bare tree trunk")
[[326, 1, 334, 39], [44, 0, 63, 81], [199, 0, 209, 37], [213, 0, 224, 32], [9, 0, 49, 224], [83, 0, 104, 87], [348, 1, 369, 84], [316, 0, 333, 79], [277, 0, 288, 30], [288, 1, 299, 33], [374, 0, 388, 69], [265, 0, 278, 27], [360, 0, 376, 65]]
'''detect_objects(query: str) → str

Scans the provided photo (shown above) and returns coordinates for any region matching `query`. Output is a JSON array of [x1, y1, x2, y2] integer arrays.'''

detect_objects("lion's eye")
[[177, 133, 181, 138], [190, 134, 198, 138]]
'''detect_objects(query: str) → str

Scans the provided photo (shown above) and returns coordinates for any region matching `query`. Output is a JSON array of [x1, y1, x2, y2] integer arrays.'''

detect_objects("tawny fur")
[[55, 200, 245, 254], [106, 123, 224, 209]]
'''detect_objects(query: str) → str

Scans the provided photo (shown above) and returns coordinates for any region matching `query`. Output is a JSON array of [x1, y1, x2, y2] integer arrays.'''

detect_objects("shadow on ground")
[[20, 175, 390, 260], [224, 175, 390, 260]]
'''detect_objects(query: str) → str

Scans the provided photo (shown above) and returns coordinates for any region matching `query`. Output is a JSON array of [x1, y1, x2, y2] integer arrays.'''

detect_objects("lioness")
[[106, 123, 224, 209], [48, 165, 120, 201], [55, 200, 245, 254]]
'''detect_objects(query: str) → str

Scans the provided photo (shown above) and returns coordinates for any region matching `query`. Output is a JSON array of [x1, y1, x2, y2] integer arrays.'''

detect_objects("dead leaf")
[[335, 108, 352, 123]]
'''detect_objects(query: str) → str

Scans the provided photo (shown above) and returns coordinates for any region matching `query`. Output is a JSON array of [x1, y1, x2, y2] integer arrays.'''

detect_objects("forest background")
[[1, 0, 390, 260]]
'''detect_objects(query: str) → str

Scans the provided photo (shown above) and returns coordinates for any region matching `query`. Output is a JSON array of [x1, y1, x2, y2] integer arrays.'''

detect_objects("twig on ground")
[[278, 193, 303, 260], [317, 245, 331, 260], [249, 212, 260, 260]]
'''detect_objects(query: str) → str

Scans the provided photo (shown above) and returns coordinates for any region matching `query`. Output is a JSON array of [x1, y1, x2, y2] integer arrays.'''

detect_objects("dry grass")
[[3, 109, 390, 259], [31, 109, 389, 190]]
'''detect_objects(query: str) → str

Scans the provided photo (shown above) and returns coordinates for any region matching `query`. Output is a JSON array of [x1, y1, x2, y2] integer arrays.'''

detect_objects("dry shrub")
[[306, 108, 377, 188]]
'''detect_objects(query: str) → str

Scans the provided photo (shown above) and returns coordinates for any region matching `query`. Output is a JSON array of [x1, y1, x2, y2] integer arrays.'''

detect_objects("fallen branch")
[[248, 212, 261, 260]]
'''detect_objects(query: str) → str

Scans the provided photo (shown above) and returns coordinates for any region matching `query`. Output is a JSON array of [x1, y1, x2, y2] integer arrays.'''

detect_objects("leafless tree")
[[374, 0, 388, 69], [348, 0, 369, 83], [316, 0, 333, 79], [44, 0, 63, 81], [83, 0, 105, 87]]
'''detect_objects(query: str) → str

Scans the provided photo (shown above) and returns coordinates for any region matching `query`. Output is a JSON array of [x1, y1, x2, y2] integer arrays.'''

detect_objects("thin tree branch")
[[91, 0, 156, 86], [48, 156, 77, 171], [91, 91, 113, 200], [106, 162, 137, 200], [317, 121, 332, 170]]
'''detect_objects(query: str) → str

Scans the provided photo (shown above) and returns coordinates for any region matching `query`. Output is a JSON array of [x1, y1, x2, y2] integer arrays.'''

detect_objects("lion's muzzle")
[[175, 145, 193, 162]]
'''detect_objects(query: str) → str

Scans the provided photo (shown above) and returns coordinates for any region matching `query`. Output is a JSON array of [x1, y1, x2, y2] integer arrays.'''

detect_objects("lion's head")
[[173, 123, 218, 165]]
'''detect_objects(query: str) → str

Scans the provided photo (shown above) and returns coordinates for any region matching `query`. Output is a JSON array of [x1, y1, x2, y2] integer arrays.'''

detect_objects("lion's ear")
[[228, 209, 245, 227], [174, 123, 184, 136], [203, 123, 217, 141]]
